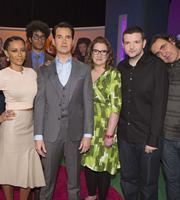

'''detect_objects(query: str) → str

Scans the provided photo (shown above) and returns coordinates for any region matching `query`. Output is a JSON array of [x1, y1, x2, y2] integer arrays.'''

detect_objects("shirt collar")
[[172, 58, 180, 67], [31, 49, 45, 58], [124, 52, 147, 67], [167, 58, 180, 73], [56, 56, 72, 66]]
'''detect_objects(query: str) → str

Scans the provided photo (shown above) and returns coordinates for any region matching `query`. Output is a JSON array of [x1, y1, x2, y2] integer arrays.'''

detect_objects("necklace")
[[9, 66, 24, 74]]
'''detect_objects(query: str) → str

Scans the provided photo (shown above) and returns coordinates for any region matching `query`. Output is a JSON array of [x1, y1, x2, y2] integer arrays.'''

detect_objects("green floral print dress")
[[81, 67, 122, 175]]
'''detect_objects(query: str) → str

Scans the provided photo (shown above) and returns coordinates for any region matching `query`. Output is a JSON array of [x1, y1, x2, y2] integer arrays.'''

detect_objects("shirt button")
[[128, 101, 130, 103], [128, 122, 131, 125], [129, 89, 131, 92], [128, 112, 130, 114], [58, 117, 60, 120], [130, 78, 132, 80], [59, 104, 61, 106]]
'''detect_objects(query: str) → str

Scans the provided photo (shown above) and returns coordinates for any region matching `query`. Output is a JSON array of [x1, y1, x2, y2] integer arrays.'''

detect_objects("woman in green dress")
[[81, 36, 122, 200]]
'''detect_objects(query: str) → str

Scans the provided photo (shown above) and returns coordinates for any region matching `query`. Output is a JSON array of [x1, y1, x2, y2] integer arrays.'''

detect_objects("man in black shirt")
[[117, 26, 168, 200], [150, 34, 180, 200]]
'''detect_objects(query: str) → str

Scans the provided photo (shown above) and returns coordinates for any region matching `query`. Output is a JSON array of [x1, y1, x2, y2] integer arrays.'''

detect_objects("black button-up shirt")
[[117, 53, 168, 147]]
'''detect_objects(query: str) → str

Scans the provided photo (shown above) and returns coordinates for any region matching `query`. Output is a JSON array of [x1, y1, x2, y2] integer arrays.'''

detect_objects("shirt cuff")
[[34, 135, 43, 140], [83, 133, 92, 138]]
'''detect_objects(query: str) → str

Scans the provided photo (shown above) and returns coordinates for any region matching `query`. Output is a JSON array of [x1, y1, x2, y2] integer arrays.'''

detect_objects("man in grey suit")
[[34, 22, 94, 200]]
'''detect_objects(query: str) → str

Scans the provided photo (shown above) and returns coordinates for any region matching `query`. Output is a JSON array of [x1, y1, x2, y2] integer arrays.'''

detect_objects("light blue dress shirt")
[[56, 56, 72, 86], [31, 50, 45, 70], [34, 56, 92, 140]]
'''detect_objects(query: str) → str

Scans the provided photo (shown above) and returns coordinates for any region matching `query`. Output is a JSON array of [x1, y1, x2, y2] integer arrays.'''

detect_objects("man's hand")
[[35, 140, 47, 157], [145, 145, 157, 153], [104, 138, 113, 149], [79, 137, 91, 154]]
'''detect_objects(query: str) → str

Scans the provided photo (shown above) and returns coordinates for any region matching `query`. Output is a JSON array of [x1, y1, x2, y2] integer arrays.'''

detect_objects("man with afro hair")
[[24, 20, 53, 71]]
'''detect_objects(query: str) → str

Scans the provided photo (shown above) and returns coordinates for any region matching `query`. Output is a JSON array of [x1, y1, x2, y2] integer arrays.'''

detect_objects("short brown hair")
[[85, 36, 115, 70], [123, 26, 145, 42]]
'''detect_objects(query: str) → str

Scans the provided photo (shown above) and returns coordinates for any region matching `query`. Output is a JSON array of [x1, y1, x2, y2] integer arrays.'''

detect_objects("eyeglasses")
[[32, 34, 46, 40], [92, 49, 108, 56]]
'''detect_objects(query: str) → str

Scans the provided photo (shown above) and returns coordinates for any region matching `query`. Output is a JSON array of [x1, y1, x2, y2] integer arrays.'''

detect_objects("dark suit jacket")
[[34, 58, 94, 143], [0, 91, 5, 115], [0, 68, 5, 115], [24, 51, 54, 68]]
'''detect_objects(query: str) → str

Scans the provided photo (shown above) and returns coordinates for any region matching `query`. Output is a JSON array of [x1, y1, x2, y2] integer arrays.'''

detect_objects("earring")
[[7, 57, 10, 61]]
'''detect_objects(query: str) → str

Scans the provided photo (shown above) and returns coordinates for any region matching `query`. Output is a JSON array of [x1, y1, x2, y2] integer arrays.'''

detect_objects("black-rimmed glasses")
[[32, 34, 46, 40], [92, 49, 108, 56]]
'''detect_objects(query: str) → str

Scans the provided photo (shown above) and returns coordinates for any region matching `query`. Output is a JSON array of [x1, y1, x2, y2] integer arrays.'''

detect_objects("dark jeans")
[[118, 137, 163, 200], [162, 138, 180, 200]]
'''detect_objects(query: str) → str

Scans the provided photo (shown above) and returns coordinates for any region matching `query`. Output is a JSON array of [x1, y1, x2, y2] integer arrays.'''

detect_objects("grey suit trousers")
[[40, 119, 81, 200]]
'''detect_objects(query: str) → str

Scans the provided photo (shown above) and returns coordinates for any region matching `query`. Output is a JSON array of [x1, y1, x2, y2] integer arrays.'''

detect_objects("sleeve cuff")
[[34, 135, 43, 141], [83, 133, 92, 138]]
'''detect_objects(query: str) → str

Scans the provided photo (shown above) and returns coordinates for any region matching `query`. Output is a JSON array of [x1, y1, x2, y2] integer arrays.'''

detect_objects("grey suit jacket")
[[34, 58, 94, 143]]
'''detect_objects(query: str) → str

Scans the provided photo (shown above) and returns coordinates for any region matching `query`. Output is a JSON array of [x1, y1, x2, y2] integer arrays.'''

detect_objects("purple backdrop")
[[168, 0, 180, 36]]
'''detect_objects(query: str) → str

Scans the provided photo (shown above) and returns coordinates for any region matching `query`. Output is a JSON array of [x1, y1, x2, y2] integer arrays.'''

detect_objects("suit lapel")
[[69, 59, 80, 102], [47, 60, 61, 100], [29, 53, 33, 67], [24, 51, 33, 68], [44, 52, 47, 63], [44, 52, 49, 63]]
